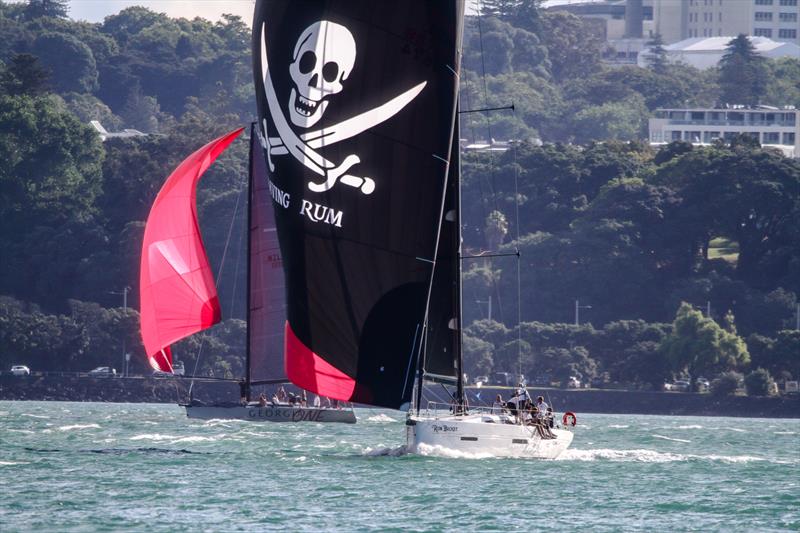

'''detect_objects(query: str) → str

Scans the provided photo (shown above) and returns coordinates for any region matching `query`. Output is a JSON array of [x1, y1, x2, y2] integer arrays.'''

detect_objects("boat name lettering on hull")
[[432, 424, 457, 433], [300, 199, 343, 227], [268, 179, 290, 208], [248, 407, 324, 422]]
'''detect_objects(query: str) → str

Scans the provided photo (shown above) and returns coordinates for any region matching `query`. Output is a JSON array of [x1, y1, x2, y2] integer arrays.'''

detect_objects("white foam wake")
[[58, 424, 100, 432], [413, 442, 497, 460], [363, 445, 408, 457], [557, 448, 775, 464], [364, 414, 397, 423], [652, 434, 692, 443]]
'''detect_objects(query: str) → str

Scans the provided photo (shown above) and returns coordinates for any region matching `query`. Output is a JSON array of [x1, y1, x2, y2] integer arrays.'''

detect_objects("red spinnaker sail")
[[140, 128, 244, 372]]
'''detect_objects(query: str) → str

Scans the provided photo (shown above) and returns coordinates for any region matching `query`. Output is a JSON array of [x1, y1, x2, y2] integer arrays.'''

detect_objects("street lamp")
[[575, 299, 592, 326], [110, 286, 130, 377], [476, 296, 492, 321], [694, 301, 711, 318]]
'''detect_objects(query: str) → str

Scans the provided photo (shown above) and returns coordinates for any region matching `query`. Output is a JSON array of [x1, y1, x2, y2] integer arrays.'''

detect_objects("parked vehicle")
[[173, 361, 185, 376], [473, 375, 488, 386], [672, 380, 691, 392], [10, 365, 30, 376], [695, 377, 710, 392], [88, 366, 116, 377], [566, 376, 581, 389], [493, 372, 512, 386]]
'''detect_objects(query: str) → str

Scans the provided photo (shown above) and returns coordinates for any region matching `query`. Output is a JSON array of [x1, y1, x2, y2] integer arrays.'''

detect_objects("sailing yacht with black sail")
[[254, 0, 573, 456]]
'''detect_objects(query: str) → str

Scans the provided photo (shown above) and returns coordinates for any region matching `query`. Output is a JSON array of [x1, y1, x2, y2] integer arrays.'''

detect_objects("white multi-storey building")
[[649, 106, 799, 157], [653, 0, 800, 45]]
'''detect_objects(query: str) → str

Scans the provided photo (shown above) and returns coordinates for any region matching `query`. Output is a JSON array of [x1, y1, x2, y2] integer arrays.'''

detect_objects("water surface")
[[1, 402, 798, 531]]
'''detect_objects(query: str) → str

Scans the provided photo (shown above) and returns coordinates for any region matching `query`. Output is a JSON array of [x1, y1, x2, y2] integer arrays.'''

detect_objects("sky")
[[11, 0, 585, 25]]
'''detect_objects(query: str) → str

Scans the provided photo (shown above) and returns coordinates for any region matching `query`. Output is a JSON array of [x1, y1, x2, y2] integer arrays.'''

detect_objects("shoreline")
[[1, 376, 799, 419]]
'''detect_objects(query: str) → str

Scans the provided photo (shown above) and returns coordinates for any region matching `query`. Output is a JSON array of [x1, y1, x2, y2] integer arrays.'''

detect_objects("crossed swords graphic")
[[260, 23, 426, 195]]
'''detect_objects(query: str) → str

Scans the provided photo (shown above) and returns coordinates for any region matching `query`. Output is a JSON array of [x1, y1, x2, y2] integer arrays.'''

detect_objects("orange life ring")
[[562, 411, 577, 427]]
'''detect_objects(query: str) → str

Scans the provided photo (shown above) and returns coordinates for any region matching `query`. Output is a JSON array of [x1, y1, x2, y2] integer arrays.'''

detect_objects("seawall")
[[1, 376, 799, 418]]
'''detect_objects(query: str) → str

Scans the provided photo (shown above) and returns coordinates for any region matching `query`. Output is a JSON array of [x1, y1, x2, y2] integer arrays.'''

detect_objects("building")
[[551, 0, 657, 64], [90, 121, 148, 142], [653, 0, 800, 45], [637, 35, 800, 69], [648, 106, 799, 157]]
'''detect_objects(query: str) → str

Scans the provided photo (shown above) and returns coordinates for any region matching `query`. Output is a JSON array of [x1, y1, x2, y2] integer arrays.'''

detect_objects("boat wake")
[[363, 413, 398, 424], [362, 445, 408, 457], [557, 448, 790, 464], [412, 443, 498, 460]]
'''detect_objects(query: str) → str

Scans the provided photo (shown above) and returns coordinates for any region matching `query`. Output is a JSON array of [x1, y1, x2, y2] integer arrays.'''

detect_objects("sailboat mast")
[[244, 122, 255, 401], [454, 107, 465, 407]]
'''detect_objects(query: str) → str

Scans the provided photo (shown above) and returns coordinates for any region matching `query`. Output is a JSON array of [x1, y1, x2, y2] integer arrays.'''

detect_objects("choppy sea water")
[[0, 402, 798, 532]]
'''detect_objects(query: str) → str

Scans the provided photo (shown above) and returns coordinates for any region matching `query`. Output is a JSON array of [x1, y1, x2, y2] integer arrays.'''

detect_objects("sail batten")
[[254, 1, 464, 409], [139, 128, 243, 372]]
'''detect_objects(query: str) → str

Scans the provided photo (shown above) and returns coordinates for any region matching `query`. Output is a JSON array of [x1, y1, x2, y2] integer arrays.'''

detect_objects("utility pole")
[[796, 303, 799, 331], [110, 287, 130, 376], [575, 299, 592, 326]]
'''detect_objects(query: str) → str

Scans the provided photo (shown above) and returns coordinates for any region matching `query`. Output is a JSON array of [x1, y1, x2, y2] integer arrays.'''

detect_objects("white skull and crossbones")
[[288, 21, 356, 129]]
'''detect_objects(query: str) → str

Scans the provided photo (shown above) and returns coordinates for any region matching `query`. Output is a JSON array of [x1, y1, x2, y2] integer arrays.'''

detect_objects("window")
[[779, 29, 798, 38], [783, 132, 796, 144], [783, 112, 797, 125], [671, 131, 682, 141], [763, 132, 780, 143], [703, 131, 721, 142], [755, 0, 773, 4], [728, 112, 744, 122], [780, 12, 798, 21], [691, 111, 706, 121], [754, 28, 774, 37], [755, 11, 773, 21], [723, 132, 738, 141], [780, 0, 797, 5]]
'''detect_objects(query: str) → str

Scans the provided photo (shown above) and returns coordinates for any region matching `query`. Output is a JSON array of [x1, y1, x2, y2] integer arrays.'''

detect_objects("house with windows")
[[648, 106, 799, 157]]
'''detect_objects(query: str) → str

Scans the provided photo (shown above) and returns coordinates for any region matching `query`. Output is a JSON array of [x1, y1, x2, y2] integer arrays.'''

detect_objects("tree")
[[718, 34, 770, 106], [710, 371, 742, 396], [744, 368, 776, 396], [645, 33, 668, 74], [23, 0, 68, 20], [484, 210, 509, 251], [1, 53, 49, 96], [31, 32, 98, 93], [660, 302, 750, 379], [539, 11, 603, 82]]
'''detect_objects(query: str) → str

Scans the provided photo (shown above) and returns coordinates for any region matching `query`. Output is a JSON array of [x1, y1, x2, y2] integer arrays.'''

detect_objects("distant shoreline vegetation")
[[0, 1, 797, 394]]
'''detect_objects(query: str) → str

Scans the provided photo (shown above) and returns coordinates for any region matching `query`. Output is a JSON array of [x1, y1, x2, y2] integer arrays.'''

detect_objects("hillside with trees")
[[0, 0, 797, 396]]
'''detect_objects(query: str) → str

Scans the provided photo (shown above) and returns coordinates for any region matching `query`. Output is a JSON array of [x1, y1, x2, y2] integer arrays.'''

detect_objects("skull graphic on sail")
[[288, 21, 356, 129], [260, 20, 427, 196]]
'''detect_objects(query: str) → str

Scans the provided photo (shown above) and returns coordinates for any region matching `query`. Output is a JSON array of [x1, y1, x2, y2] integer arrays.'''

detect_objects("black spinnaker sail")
[[253, 0, 464, 409]]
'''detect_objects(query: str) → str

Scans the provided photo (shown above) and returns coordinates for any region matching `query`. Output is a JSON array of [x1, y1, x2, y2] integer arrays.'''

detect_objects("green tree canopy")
[[660, 302, 750, 378]]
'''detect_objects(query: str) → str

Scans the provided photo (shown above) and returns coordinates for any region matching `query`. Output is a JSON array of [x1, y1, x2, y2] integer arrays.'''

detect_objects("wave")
[[58, 424, 100, 432], [364, 414, 397, 423], [170, 435, 226, 444], [363, 445, 408, 457], [676, 425, 703, 429], [21, 413, 50, 419], [557, 448, 777, 464], [129, 433, 179, 441], [0, 461, 29, 466], [773, 431, 796, 435], [413, 443, 497, 460], [608, 424, 629, 429], [652, 434, 692, 443]]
